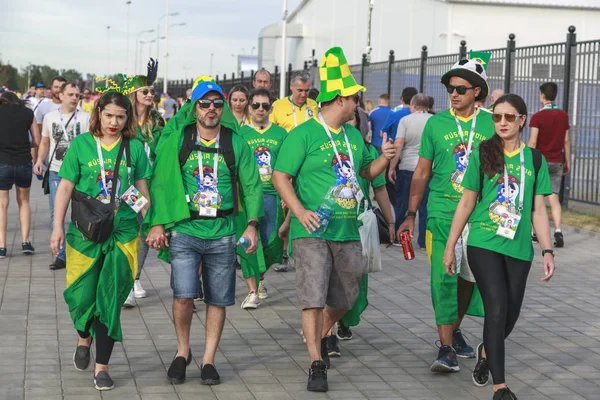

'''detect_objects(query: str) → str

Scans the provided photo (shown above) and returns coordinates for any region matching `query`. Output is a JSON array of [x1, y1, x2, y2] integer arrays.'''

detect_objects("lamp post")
[[125, 1, 132, 74], [157, 11, 179, 61], [279, 0, 288, 99], [106, 25, 111, 83], [210, 53, 214, 77], [134, 29, 154, 75], [164, 22, 186, 93]]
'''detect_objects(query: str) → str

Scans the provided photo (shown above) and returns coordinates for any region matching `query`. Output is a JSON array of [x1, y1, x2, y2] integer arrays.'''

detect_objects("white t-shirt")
[[42, 109, 91, 172], [35, 99, 62, 124], [26, 97, 44, 112], [396, 111, 432, 171]]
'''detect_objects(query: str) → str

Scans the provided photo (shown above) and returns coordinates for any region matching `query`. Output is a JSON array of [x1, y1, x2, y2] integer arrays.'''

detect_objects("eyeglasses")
[[141, 88, 156, 96], [446, 85, 475, 95], [197, 99, 225, 109], [492, 113, 523, 123], [250, 102, 272, 111]]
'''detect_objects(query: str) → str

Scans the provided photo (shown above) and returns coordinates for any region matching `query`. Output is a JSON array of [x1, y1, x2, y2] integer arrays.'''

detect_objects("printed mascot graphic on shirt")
[[255, 145, 272, 182], [96, 170, 115, 203], [450, 142, 469, 192], [192, 165, 219, 209], [488, 174, 520, 224], [331, 153, 358, 210]]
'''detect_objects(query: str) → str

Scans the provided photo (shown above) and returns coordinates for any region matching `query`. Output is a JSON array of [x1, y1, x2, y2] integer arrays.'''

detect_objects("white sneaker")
[[133, 280, 147, 298], [258, 280, 268, 300], [123, 290, 136, 308], [241, 293, 260, 309]]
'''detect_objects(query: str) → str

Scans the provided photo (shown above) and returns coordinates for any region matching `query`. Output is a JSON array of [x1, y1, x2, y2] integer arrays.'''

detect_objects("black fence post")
[[273, 65, 279, 96], [360, 53, 368, 101], [561, 25, 577, 207], [387, 50, 395, 98], [286, 63, 293, 96], [459, 40, 467, 60], [241, 71, 245, 88], [303, 61, 308, 70], [419, 46, 427, 93], [504, 33, 516, 94]]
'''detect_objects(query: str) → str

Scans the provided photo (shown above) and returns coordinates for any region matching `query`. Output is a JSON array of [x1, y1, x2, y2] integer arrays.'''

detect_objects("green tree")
[[0, 61, 19, 90], [60, 68, 82, 84]]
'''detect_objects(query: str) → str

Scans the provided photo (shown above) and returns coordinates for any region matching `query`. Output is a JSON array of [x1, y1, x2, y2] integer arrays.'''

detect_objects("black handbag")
[[42, 112, 76, 195], [372, 207, 390, 244], [70, 139, 129, 243]]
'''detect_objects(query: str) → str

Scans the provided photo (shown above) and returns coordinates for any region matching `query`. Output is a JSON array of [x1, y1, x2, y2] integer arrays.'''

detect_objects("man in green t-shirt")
[[273, 47, 396, 393], [146, 80, 263, 386], [399, 55, 494, 373], [238, 88, 287, 309]]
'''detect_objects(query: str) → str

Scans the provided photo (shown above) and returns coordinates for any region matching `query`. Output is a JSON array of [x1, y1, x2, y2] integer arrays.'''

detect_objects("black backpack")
[[178, 123, 238, 218], [478, 147, 542, 212]]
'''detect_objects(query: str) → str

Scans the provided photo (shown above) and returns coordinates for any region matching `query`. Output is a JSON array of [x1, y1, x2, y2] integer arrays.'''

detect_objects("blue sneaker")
[[453, 328, 475, 358], [430, 344, 460, 373]]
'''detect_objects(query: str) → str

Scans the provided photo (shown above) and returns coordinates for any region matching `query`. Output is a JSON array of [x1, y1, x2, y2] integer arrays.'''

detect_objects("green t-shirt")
[[462, 145, 552, 261], [357, 144, 386, 213], [173, 132, 264, 240], [275, 117, 374, 242], [419, 108, 494, 219], [135, 109, 165, 163], [239, 123, 287, 195], [59, 132, 152, 221]]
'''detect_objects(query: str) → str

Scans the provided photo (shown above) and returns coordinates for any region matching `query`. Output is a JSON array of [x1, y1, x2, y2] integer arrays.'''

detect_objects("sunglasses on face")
[[197, 99, 225, 109], [492, 113, 523, 123], [250, 102, 272, 111], [446, 85, 475, 95], [141, 88, 156, 96]]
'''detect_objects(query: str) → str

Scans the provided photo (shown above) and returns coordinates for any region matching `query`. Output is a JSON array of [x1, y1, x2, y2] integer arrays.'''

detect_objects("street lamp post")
[[106, 25, 111, 83], [134, 29, 155, 75], [157, 11, 179, 63], [279, 0, 288, 99], [210, 53, 214, 77], [164, 22, 186, 93], [126, 1, 132, 74]]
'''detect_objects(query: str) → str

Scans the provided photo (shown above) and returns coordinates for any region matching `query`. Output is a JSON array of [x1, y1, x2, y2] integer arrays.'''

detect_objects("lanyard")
[[503, 144, 525, 212], [58, 107, 78, 143], [541, 103, 558, 111], [452, 108, 478, 163], [196, 129, 220, 192], [95, 138, 131, 199], [144, 142, 153, 166], [291, 97, 309, 127], [318, 113, 355, 171]]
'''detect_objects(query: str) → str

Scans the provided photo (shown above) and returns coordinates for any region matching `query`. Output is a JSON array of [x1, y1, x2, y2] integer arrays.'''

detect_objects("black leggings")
[[78, 319, 115, 365], [467, 246, 532, 385]]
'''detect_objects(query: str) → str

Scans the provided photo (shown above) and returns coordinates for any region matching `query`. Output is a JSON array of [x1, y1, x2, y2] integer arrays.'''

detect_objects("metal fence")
[[166, 26, 599, 207]]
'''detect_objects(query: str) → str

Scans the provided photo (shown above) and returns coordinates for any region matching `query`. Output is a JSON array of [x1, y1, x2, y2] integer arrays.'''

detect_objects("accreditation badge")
[[121, 185, 148, 214], [193, 189, 222, 218], [496, 211, 521, 240]]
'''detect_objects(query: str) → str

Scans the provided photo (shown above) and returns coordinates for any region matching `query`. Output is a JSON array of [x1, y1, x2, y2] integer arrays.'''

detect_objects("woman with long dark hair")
[[443, 94, 555, 400], [0, 92, 40, 257], [51, 88, 152, 391], [228, 85, 250, 126]]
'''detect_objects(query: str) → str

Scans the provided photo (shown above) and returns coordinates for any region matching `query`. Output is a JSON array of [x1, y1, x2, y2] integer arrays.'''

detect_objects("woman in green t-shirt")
[[124, 80, 165, 306], [50, 91, 152, 391], [441, 94, 556, 400]]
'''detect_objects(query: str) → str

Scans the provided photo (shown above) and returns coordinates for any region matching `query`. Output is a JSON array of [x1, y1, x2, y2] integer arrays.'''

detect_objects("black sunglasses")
[[446, 85, 475, 95], [250, 102, 272, 111], [198, 99, 225, 109], [141, 88, 156, 96]]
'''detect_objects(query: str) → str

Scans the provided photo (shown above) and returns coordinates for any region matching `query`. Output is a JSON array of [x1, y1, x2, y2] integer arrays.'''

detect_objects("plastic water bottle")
[[239, 237, 250, 250], [311, 204, 334, 237]]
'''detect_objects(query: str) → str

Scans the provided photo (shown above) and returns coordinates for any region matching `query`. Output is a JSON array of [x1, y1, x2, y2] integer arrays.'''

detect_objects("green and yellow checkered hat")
[[316, 47, 366, 103]]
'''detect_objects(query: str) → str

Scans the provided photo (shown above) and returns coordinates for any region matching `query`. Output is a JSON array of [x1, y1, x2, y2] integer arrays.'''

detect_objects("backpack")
[[478, 147, 542, 212], [179, 123, 238, 218]]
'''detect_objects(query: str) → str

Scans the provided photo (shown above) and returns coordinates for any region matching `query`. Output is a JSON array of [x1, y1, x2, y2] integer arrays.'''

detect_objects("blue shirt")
[[382, 107, 411, 141], [369, 106, 393, 147]]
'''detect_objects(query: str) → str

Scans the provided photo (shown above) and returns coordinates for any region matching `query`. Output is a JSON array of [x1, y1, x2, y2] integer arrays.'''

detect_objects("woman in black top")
[[0, 92, 41, 258]]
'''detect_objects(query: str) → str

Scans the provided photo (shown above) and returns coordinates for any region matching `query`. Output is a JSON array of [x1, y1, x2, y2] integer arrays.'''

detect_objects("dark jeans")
[[394, 169, 428, 248]]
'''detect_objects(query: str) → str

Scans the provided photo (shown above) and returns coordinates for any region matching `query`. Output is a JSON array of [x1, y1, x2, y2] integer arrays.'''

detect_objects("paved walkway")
[[1, 186, 599, 400]]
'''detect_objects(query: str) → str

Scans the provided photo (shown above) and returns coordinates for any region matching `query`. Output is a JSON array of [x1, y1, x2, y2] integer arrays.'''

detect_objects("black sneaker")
[[326, 335, 341, 357], [453, 328, 475, 358], [531, 233, 538, 243], [430, 344, 460, 373], [167, 350, 192, 384], [472, 343, 490, 387], [0, 248, 6, 259], [554, 231, 564, 248], [49, 258, 66, 270], [200, 364, 221, 385], [336, 323, 353, 340], [307, 360, 328, 392], [320, 337, 330, 369], [94, 371, 114, 391], [73, 340, 92, 371], [493, 387, 518, 400], [22, 242, 34, 254]]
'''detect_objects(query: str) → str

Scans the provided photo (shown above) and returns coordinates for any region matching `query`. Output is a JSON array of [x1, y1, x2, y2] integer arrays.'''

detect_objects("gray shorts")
[[293, 238, 366, 310], [547, 162, 563, 194]]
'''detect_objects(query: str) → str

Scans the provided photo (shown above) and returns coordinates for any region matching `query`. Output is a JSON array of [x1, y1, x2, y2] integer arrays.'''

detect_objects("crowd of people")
[[0, 46, 570, 399]]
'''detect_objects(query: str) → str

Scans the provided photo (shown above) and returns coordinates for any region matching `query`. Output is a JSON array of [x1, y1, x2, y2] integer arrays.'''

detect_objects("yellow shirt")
[[80, 99, 95, 115], [270, 97, 319, 132]]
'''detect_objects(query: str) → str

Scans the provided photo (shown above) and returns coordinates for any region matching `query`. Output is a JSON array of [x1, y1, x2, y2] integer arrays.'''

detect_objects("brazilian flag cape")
[[143, 101, 275, 281]]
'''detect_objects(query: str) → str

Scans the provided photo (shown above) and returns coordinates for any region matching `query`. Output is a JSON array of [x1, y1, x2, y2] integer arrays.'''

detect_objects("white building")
[[258, 0, 600, 71]]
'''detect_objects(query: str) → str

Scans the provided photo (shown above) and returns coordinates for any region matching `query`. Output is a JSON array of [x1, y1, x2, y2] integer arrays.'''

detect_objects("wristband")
[[405, 211, 417, 218]]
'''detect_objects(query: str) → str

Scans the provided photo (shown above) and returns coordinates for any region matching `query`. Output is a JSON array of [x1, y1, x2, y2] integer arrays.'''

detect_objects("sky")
[[0, 0, 302, 82]]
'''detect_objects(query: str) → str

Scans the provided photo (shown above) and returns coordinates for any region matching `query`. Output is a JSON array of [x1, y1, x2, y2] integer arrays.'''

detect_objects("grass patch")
[[553, 206, 600, 233]]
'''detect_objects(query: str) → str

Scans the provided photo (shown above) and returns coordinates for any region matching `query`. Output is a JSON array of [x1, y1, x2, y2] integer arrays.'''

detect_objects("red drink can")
[[400, 230, 415, 260]]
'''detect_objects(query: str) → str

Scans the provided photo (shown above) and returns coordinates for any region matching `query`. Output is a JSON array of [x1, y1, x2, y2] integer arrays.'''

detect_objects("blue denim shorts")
[[0, 162, 32, 190], [169, 231, 236, 306]]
